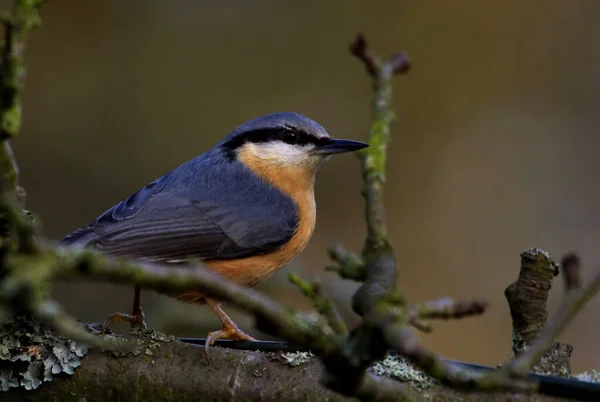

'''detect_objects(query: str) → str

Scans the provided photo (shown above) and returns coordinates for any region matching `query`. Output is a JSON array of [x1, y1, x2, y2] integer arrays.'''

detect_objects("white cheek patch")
[[247, 142, 319, 166]]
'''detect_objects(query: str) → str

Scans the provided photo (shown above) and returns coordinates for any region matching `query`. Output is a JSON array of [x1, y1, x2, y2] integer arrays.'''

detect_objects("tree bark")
[[2, 340, 349, 402], [0, 337, 579, 402]]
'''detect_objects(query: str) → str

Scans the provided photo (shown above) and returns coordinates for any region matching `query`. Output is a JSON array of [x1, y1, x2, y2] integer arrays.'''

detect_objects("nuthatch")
[[59, 112, 368, 354]]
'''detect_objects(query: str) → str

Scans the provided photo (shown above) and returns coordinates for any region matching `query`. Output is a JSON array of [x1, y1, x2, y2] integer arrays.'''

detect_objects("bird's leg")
[[102, 285, 148, 333], [204, 297, 256, 360]]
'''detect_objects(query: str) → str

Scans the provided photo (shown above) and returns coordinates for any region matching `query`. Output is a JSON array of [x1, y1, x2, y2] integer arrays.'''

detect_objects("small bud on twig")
[[349, 33, 379, 77], [561, 252, 581, 292]]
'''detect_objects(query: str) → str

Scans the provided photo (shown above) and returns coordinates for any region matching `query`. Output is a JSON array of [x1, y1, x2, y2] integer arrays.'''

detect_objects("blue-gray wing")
[[59, 162, 299, 262]]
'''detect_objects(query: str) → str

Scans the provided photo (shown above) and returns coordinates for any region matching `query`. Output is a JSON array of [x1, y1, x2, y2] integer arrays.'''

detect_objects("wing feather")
[[59, 154, 299, 262]]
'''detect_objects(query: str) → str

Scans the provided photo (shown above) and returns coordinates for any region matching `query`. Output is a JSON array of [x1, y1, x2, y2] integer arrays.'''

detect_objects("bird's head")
[[219, 112, 368, 174]]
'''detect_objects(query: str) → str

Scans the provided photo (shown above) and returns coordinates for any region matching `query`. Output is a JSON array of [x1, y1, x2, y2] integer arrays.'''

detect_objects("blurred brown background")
[[6, 0, 600, 372]]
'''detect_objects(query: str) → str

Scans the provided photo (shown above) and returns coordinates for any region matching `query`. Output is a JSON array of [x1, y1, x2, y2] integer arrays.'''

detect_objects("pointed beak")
[[315, 139, 369, 155]]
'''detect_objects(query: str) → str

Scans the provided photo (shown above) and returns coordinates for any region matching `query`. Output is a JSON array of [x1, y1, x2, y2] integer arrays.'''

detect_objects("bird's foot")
[[204, 321, 256, 362], [101, 309, 147, 334]]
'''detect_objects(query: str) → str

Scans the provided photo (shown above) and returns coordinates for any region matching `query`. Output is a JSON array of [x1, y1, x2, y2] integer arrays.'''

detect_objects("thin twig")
[[408, 298, 488, 321], [349, 33, 380, 77], [289, 273, 347, 336], [407, 298, 488, 332], [326, 243, 366, 281], [352, 32, 409, 255]]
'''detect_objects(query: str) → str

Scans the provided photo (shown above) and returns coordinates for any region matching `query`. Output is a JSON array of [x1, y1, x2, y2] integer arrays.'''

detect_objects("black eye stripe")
[[222, 127, 331, 159]]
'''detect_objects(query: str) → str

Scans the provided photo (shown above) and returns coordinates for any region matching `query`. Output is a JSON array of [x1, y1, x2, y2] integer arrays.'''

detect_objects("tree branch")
[[504, 253, 599, 377], [0, 0, 41, 255], [0, 341, 352, 402], [1, 336, 573, 402], [407, 298, 488, 333]]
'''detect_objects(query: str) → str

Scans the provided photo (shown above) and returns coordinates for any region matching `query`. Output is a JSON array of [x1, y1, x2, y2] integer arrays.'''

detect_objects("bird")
[[58, 111, 368, 357]]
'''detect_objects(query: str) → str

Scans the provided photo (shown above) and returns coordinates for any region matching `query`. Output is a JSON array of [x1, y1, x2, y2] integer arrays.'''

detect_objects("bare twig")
[[349, 33, 380, 77], [408, 317, 433, 333], [407, 298, 488, 331], [350, 34, 410, 79]]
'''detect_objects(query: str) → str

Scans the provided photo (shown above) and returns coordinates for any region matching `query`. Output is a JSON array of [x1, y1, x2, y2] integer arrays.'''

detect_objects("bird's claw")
[[101, 309, 147, 334], [203, 323, 256, 363]]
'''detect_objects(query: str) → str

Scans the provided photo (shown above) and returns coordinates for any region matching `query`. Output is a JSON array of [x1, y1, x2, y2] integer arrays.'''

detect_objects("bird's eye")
[[281, 131, 298, 144]]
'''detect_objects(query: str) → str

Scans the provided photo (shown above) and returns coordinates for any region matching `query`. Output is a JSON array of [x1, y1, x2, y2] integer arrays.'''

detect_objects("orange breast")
[[174, 150, 317, 303]]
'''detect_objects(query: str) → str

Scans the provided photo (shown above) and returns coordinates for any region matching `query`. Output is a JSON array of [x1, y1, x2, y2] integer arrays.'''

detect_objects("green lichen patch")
[[0, 314, 88, 391], [369, 353, 437, 391]]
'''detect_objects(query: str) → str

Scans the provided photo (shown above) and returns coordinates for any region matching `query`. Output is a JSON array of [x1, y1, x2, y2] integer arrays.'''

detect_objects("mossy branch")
[[324, 33, 600, 399], [326, 243, 366, 281], [351, 33, 409, 257], [0, 0, 41, 255]]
